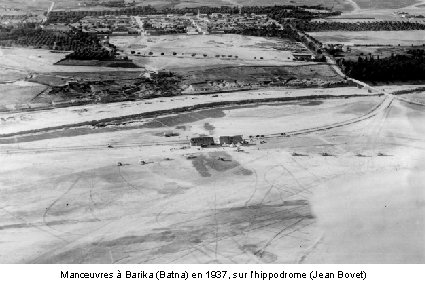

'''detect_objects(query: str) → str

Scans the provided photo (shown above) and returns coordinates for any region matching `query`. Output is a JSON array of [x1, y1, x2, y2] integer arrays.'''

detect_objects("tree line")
[[339, 50, 425, 82], [294, 20, 425, 32]]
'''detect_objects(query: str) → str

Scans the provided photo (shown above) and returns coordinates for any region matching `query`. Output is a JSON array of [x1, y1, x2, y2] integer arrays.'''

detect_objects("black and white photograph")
[[0, 0, 424, 266]]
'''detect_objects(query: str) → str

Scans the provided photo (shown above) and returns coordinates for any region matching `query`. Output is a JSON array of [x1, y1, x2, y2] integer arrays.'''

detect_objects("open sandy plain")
[[0, 83, 423, 263]]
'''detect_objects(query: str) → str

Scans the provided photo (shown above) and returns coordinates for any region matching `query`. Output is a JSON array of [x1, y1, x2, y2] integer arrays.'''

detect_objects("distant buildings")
[[219, 135, 243, 145], [48, 12, 282, 37], [292, 53, 315, 61], [323, 43, 344, 53], [79, 15, 140, 35], [395, 11, 425, 21], [190, 137, 215, 147], [190, 135, 246, 147]]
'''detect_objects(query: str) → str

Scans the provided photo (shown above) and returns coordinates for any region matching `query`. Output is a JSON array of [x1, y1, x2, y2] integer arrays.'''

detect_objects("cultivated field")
[[308, 30, 425, 46], [111, 34, 310, 71], [0, 87, 423, 263]]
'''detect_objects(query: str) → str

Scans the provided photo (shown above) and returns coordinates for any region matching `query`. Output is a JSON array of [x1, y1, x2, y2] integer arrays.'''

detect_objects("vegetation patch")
[[191, 152, 252, 177], [55, 59, 139, 68], [339, 49, 424, 83]]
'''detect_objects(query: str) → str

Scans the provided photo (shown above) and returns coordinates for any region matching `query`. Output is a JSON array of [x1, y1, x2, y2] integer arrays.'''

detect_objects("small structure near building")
[[323, 43, 344, 54], [163, 131, 179, 137], [190, 136, 215, 147], [219, 135, 243, 145], [292, 53, 314, 61]]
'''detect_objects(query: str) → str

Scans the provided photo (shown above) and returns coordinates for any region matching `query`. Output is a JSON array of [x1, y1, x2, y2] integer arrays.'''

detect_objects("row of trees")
[[259, 5, 340, 20], [226, 24, 297, 39], [340, 52, 425, 82], [0, 25, 117, 61], [295, 20, 425, 32], [0, 26, 100, 49]]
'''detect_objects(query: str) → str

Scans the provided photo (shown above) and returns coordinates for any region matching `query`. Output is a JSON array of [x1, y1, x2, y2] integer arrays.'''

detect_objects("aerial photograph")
[[0, 0, 424, 264]]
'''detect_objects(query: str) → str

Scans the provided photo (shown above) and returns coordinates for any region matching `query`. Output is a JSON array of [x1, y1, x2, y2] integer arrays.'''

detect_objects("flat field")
[[0, 48, 143, 74], [308, 30, 425, 46], [353, 0, 420, 9], [178, 64, 345, 92], [110, 34, 310, 71], [0, 81, 46, 110], [400, 91, 425, 104], [335, 0, 425, 21], [0, 68, 27, 83]]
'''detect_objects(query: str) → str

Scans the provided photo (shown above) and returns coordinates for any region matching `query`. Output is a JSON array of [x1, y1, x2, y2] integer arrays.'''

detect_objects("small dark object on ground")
[[355, 153, 369, 157], [164, 132, 179, 137], [218, 156, 230, 161]]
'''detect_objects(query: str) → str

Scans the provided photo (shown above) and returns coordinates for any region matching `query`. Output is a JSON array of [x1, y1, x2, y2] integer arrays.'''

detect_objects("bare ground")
[[0, 92, 423, 264]]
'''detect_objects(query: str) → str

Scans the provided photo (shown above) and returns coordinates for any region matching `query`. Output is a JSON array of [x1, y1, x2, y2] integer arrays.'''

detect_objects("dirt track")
[[0, 96, 423, 264], [0, 87, 374, 136]]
